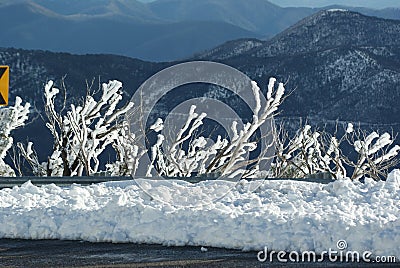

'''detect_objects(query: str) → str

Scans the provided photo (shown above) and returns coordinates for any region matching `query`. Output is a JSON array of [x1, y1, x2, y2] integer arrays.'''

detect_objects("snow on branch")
[[0, 97, 30, 176], [106, 122, 146, 176], [347, 128, 400, 180], [19, 80, 134, 176], [5, 76, 398, 181], [272, 121, 400, 181], [146, 78, 285, 178]]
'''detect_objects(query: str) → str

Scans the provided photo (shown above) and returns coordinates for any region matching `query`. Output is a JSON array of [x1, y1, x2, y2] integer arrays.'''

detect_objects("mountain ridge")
[[0, 0, 260, 62], [199, 9, 400, 59], [1, 0, 400, 61], [196, 10, 400, 126]]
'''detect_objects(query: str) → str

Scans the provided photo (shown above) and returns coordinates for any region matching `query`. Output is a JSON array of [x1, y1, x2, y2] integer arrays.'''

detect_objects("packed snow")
[[0, 170, 399, 259]]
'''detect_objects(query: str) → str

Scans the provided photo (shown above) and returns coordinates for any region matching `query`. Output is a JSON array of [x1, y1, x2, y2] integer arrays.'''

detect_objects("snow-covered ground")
[[0, 170, 399, 259]]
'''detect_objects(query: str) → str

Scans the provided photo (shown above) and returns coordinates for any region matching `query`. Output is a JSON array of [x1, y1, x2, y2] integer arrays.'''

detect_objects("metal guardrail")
[[0, 176, 129, 189], [0, 176, 334, 189]]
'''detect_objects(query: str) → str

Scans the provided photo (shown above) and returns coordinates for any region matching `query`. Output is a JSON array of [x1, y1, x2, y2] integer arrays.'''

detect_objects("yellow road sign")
[[0, 65, 9, 106]]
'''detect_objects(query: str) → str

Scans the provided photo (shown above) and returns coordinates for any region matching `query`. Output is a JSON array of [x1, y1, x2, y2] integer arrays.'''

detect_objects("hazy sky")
[[139, 0, 400, 9]]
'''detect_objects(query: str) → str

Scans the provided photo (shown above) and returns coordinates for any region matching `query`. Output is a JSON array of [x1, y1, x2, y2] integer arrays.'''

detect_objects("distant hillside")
[[0, 1, 259, 62], [1, 0, 400, 61], [147, 0, 313, 36], [197, 10, 400, 127], [202, 9, 400, 59]]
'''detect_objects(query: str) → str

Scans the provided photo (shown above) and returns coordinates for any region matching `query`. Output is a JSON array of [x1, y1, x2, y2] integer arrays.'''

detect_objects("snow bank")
[[0, 171, 399, 259]]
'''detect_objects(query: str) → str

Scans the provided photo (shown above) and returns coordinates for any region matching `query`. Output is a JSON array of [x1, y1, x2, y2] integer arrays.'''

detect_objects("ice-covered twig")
[[0, 97, 30, 176]]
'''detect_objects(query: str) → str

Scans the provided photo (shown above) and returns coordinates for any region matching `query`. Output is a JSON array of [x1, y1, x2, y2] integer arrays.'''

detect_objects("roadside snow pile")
[[0, 170, 399, 259]]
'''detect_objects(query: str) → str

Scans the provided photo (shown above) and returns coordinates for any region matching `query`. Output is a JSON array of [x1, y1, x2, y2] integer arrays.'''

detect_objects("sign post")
[[0, 65, 9, 106]]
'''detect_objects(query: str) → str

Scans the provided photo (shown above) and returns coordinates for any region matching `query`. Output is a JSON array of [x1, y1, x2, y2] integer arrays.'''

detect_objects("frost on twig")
[[0, 97, 30, 176], [106, 122, 146, 176], [146, 107, 229, 177], [272, 121, 400, 181], [347, 129, 400, 180], [19, 80, 134, 176], [8, 76, 397, 181], [146, 78, 284, 178]]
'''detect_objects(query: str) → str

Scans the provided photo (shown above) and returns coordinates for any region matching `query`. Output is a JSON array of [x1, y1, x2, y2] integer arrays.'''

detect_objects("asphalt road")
[[0, 239, 397, 268]]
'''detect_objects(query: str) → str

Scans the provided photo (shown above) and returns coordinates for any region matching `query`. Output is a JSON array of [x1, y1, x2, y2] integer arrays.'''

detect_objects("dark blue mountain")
[[1, 0, 400, 61], [197, 10, 400, 126], [0, 1, 259, 61]]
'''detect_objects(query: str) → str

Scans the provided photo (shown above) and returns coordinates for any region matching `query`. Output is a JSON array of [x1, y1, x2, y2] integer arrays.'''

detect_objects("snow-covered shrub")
[[272, 122, 400, 180], [105, 123, 146, 176], [146, 79, 285, 178], [345, 126, 400, 180], [273, 124, 321, 178], [0, 97, 30, 176], [272, 124, 346, 179], [9, 76, 398, 181], [18, 80, 133, 176]]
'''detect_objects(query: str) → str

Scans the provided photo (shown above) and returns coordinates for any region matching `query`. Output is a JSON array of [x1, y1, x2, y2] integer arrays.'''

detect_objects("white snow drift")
[[0, 170, 399, 259]]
